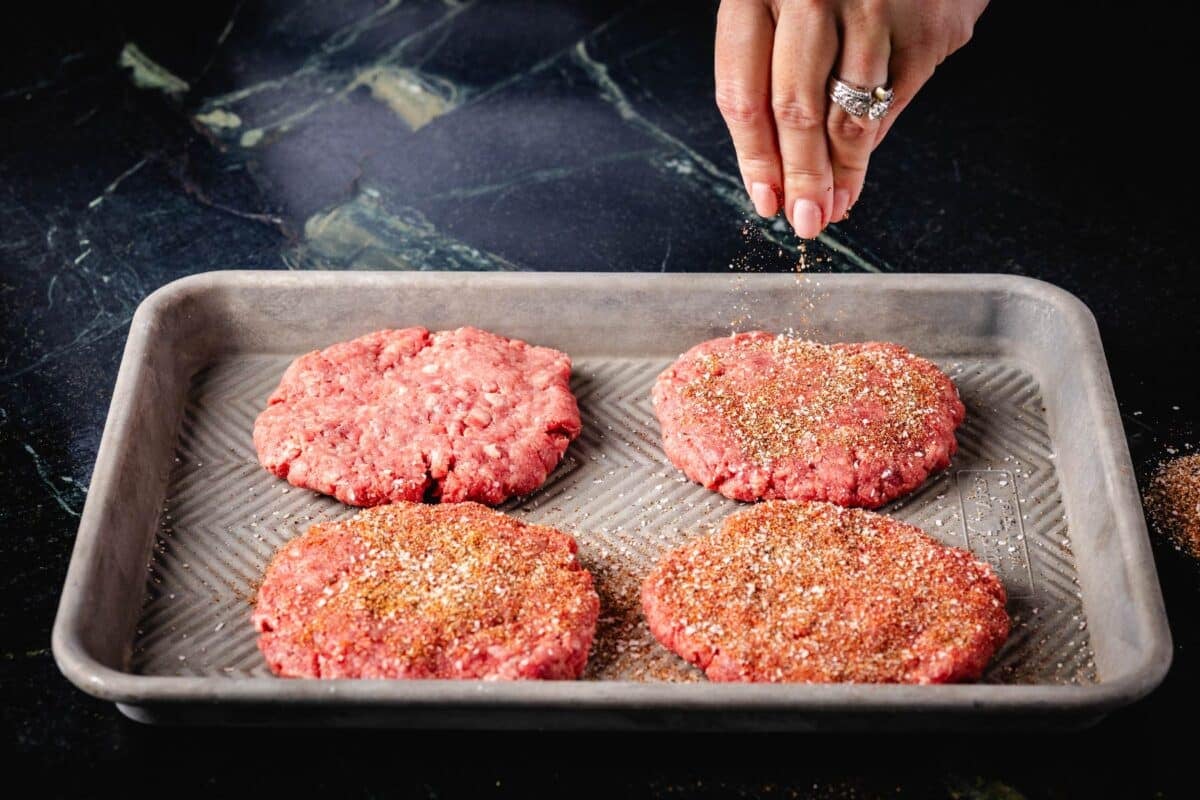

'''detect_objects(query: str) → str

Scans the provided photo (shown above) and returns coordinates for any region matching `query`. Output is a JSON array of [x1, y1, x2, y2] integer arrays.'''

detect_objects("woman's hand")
[[715, 0, 988, 237]]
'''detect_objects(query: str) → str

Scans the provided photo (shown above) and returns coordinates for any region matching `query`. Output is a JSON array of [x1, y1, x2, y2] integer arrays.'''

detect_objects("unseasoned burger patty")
[[642, 501, 1009, 683], [253, 327, 581, 506], [254, 502, 600, 679], [652, 333, 965, 507]]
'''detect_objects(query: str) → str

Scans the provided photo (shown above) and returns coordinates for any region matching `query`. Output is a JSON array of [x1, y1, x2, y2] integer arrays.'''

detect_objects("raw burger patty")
[[254, 327, 581, 506], [254, 502, 600, 679], [642, 501, 1009, 683], [652, 333, 965, 507]]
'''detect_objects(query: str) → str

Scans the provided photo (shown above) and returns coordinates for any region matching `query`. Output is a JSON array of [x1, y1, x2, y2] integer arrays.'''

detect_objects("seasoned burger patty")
[[652, 333, 965, 507], [254, 502, 600, 679], [642, 501, 1009, 683], [254, 327, 581, 506]]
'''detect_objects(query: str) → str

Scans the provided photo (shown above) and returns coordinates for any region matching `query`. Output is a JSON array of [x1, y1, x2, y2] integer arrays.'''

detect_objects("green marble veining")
[[348, 65, 457, 131], [118, 43, 189, 96], [196, 0, 469, 147], [285, 189, 517, 270], [194, 108, 242, 130]]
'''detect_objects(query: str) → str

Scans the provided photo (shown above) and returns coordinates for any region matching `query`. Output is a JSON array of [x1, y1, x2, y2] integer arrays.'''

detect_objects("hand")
[[715, 0, 988, 237]]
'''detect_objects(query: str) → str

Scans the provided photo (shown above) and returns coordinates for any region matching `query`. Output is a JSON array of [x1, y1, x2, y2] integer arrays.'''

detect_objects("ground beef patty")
[[642, 501, 1009, 683], [254, 502, 600, 679], [652, 333, 964, 507], [254, 327, 581, 506]]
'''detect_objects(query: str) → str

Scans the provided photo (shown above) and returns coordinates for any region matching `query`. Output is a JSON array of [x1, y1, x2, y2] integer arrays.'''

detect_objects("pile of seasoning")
[[1144, 453, 1200, 558]]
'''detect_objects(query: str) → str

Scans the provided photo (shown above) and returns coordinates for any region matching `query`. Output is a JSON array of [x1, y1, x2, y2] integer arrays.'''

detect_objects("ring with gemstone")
[[829, 77, 894, 121], [868, 85, 894, 121], [829, 77, 872, 117]]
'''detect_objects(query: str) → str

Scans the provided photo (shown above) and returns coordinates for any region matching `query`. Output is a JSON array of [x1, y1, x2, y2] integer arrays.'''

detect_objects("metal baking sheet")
[[52, 271, 1172, 730]]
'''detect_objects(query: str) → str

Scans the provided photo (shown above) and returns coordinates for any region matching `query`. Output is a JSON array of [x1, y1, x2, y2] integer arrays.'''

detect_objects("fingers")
[[771, 0, 838, 238], [872, 47, 935, 149], [716, 1, 942, 233], [826, 6, 891, 222], [715, 0, 782, 218]]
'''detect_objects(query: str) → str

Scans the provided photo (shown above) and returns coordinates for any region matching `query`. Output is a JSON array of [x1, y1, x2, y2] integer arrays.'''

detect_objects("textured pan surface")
[[133, 352, 1094, 685]]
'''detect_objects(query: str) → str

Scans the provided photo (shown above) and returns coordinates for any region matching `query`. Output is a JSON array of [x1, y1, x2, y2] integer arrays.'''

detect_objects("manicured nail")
[[792, 199, 822, 239], [750, 182, 778, 217], [832, 188, 851, 222]]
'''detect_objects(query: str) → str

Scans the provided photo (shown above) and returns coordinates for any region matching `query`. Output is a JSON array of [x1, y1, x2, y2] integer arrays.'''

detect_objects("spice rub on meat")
[[253, 502, 600, 679], [652, 333, 965, 507], [642, 501, 1010, 684], [254, 327, 581, 506]]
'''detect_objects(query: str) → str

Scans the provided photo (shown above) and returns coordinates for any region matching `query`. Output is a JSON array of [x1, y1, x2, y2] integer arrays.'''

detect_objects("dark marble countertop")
[[4, 2, 1196, 796]]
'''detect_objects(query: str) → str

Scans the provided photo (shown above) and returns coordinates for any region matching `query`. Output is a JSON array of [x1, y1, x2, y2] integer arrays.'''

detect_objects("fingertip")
[[792, 198, 823, 239], [750, 181, 780, 218]]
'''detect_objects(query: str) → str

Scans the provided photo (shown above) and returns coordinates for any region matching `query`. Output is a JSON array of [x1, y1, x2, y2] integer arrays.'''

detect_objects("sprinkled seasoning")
[[684, 336, 946, 463], [581, 553, 702, 683], [641, 501, 1010, 683], [1144, 454, 1200, 558], [653, 332, 965, 507], [727, 221, 833, 274], [253, 502, 599, 679]]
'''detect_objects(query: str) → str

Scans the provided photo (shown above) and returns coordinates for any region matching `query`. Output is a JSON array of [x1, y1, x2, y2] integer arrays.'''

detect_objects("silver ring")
[[829, 77, 893, 121], [829, 78, 871, 117]]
